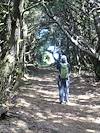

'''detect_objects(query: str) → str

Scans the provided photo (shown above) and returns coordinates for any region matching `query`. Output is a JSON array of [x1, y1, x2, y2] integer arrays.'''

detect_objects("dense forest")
[[0, 0, 100, 131]]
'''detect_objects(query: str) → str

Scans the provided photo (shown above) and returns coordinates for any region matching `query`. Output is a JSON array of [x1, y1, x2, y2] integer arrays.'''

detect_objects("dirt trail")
[[0, 68, 100, 133]]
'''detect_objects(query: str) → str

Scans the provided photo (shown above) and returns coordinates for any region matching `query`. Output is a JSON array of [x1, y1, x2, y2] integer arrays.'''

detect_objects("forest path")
[[0, 68, 100, 133]]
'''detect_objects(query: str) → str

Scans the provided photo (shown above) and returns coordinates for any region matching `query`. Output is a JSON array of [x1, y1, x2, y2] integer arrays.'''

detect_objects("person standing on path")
[[55, 54, 70, 104]]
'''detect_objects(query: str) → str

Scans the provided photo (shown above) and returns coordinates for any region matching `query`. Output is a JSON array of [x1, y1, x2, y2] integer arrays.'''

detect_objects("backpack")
[[60, 63, 68, 79]]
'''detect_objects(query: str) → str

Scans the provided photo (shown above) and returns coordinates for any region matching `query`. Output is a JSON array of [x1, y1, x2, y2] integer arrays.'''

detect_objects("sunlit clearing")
[[43, 51, 55, 65], [17, 120, 28, 129], [16, 98, 30, 107], [86, 129, 96, 133]]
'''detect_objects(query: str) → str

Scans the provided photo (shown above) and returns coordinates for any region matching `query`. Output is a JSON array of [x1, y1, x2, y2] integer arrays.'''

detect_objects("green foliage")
[[37, 0, 100, 73]]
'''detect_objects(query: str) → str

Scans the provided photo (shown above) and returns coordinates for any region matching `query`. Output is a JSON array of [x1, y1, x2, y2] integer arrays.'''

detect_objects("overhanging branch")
[[22, 2, 40, 17], [41, 2, 100, 61]]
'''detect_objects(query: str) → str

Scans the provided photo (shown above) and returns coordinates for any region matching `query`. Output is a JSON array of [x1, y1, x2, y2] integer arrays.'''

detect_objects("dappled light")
[[78, 94, 95, 100], [0, 68, 100, 133], [0, 0, 100, 132], [17, 120, 28, 129], [86, 129, 96, 133]]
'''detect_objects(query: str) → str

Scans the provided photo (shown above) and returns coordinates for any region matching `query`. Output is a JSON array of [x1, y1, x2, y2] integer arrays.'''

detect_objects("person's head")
[[61, 55, 67, 63]]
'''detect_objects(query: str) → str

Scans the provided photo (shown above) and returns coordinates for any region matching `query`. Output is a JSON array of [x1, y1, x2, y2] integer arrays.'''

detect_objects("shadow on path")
[[0, 68, 100, 133]]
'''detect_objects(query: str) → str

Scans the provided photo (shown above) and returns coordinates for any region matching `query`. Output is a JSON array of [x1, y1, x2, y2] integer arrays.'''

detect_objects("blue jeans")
[[58, 77, 69, 103]]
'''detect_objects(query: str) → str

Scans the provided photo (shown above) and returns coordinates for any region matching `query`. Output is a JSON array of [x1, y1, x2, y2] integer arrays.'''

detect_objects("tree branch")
[[41, 2, 100, 61], [22, 2, 41, 18]]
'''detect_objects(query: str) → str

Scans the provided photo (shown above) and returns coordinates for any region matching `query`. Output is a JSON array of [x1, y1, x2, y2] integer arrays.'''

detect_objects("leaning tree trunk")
[[0, 0, 25, 110], [0, 0, 23, 116]]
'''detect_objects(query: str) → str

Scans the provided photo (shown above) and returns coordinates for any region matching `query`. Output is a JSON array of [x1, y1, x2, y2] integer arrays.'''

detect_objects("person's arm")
[[56, 61, 61, 71]]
